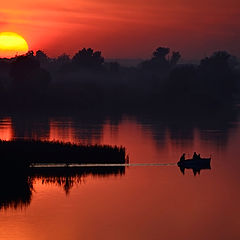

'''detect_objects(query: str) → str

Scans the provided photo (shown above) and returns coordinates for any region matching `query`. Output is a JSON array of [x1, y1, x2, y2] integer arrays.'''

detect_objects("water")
[[0, 111, 240, 240]]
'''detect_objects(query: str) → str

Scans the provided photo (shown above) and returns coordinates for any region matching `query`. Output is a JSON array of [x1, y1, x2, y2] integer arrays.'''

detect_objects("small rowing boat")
[[177, 153, 211, 175], [177, 157, 211, 168]]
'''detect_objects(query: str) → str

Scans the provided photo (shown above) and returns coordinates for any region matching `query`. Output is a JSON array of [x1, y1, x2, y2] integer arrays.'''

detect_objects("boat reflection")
[[0, 166, 125, 210], [179, 165, 211, 176]]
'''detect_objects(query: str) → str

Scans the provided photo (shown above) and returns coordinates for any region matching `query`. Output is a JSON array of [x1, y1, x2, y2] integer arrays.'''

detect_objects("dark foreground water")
[[0, 110, 239, 240]]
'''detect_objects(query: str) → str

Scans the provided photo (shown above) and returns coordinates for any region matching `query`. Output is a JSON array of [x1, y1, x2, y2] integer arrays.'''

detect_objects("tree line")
[[0, 47, 239, 110]]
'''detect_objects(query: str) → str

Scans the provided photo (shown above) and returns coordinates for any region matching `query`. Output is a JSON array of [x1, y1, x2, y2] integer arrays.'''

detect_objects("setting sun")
[[0, 32, 29, 58]]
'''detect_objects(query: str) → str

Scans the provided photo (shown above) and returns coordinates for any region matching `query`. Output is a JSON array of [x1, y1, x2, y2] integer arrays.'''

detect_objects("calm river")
[[0, 109, 239, 240]]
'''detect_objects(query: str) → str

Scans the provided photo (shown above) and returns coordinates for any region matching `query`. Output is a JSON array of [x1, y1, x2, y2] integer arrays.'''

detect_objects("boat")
[[177, 157, 211, 168], [177, 153, 211, 175]]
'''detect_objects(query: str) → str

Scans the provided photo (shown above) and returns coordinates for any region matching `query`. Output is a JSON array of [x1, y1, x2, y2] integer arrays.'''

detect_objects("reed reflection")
[[0, 171, 33, 210], [0, 166, 125, 210], [32, 166, 125, 195]]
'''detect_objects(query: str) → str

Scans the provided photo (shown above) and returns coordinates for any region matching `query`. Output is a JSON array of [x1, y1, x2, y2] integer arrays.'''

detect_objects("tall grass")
[[0, 139, 128, 167]]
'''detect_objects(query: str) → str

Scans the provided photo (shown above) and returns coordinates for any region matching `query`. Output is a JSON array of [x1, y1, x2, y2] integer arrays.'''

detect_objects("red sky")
[[0, 0, 239, 59]]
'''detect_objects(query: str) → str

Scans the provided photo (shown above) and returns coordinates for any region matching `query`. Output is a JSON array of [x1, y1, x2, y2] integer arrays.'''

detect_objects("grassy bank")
[[0, 139, 128, 168]]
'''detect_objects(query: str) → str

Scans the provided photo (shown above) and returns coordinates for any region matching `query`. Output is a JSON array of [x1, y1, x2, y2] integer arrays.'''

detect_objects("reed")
[[0, 139, 128, 168]]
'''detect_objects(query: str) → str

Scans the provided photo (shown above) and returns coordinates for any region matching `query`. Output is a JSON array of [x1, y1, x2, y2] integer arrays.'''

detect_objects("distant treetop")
[[72, 48, 104, 68]]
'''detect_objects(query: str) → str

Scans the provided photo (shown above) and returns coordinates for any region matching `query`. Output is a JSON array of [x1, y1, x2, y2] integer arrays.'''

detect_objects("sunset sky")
[[0, 0, 239, 59]]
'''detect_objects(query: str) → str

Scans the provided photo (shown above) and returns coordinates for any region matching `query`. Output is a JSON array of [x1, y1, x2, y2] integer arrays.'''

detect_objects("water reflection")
[[134, 107, 238, 148], [0, 166, 125, 210], [31, 166, 125, 195], [0, 108, 239, 210], [179, 165, 211, 176], [0, 172, 33, 210], [0, 110, 240, 240], [0, 117, 12, 140], [0, 107, 238, 149], [11, 114, 50, 140]]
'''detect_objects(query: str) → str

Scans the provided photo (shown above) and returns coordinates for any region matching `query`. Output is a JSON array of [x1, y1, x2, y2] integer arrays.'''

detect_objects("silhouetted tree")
[[10, 51, 40, 81], [168, 64, 197, 93], [140, 47, 179, 73], [107, 62, 120, 73], [0, 59, 11, 99], [0, 59, 11, 73], [72, 48, 104, 69], [198, 51, 237, 100], [170, 51, 181, 66], [35, 50, 49, 65], [0, 78, 5, 99], [10, 52, 51, 102], [153, 47, 170, 60], [56, 53, 71, 65]]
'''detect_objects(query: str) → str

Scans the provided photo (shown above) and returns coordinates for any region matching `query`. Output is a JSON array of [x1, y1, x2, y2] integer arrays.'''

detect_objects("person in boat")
[[180, 153, 185, 162], [193, 152, 200, 160]]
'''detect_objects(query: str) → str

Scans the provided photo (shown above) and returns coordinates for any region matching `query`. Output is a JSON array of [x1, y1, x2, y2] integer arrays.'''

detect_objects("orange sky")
[[0, 0, 240, 59]]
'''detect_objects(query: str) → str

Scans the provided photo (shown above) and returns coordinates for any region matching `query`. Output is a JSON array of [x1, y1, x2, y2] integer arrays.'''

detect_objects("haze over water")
[[0, 110, 239, 240]]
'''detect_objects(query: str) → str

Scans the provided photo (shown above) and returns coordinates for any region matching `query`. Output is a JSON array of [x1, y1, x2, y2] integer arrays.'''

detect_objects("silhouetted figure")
[[193, 152, 198, 159], [180, 153, 185, 162]]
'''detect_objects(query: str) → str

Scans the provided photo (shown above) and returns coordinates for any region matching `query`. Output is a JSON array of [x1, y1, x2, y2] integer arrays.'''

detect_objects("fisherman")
[[193, 152, 198, 159], [180, 153, 185, 162]]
